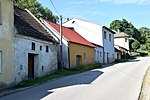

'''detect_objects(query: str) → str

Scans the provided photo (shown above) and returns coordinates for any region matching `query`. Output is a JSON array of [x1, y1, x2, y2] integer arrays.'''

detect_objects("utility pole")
[[60, 15, 63, 71]]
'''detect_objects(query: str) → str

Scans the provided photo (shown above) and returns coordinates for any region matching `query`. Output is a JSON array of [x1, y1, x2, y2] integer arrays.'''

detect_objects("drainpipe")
[[102, 27, 105, 64]]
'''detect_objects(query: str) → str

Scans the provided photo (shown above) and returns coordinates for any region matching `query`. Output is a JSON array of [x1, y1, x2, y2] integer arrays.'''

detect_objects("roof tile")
[[14, 6, 57, 43], [46, 21, 95, 48]]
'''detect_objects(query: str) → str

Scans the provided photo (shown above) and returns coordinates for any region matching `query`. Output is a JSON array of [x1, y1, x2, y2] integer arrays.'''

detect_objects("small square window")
[[104, 31, 106, 39], [125, 38, 127, 42], [84, 53, 86, 59], [46, 45, 49, 52], [0, 51, 2, 73], [31, 42, 35, 50], [100, 52, 102, 57], [40, 46, 42, 51]]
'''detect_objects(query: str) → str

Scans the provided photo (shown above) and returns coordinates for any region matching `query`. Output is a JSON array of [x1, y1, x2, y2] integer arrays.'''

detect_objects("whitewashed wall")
[[63, 18, 103, 46], [14, 35, 57, 83], [103, 28, 115, 63], [63, 18, 115, 63], [114, 37, 129, 50], [41, 20, 70, 68], [94, 46, 103, 63]]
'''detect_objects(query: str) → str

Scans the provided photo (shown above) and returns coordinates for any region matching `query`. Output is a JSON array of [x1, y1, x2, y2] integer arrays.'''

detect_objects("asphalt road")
[[1, 57, 150, 100]]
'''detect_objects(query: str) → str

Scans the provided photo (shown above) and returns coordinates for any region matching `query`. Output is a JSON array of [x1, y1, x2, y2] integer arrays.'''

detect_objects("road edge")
[[138, 66, 150, 100]]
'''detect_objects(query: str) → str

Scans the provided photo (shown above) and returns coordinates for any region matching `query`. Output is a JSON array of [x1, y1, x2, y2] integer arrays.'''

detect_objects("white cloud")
[[100, 0, 150, 5], [71, 0, 150, 5]]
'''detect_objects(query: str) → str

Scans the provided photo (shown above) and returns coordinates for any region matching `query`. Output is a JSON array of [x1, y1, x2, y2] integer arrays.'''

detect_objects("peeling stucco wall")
[[0, 0, 14, 89], [14, 34, 57, 83]]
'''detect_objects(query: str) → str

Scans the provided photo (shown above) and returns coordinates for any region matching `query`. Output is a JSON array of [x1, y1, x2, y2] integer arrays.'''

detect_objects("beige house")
[[0, 0, 14, 89], [114, 32, 130, 59]]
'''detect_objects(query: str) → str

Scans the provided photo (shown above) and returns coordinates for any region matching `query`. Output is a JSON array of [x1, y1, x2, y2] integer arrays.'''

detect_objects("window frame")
[[46, 45, 49, 53], [40, 46, 42, 51], [84, 53, 86, 59], [31, 42, 35, 50], [109, 34, 111, 41], [125, 38, 127, 42], [104, 31, 106, 39]]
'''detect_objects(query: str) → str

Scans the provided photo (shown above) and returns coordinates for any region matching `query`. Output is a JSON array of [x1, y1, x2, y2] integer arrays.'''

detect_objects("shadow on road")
[[0, 70, 103, 100], [39, 70, 103, 99]]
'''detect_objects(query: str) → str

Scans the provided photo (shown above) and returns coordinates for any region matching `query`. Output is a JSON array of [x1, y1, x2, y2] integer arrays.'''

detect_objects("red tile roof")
[[46, 21, 95, 48]]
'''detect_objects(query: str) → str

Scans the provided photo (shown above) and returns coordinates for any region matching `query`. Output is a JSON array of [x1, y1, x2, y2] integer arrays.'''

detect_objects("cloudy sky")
[[38, 0, 150, 28]]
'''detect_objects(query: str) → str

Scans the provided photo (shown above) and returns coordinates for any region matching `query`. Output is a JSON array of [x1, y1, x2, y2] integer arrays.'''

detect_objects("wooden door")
[[28, 54, 34, 78]]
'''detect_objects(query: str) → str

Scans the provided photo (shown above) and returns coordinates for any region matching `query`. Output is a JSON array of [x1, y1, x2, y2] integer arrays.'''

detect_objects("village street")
[[1, 57, 150, 100]]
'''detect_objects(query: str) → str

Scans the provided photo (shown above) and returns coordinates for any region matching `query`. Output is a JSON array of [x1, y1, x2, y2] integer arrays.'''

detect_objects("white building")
[[114, 32, 130, 59], [63, 18, 115, 63], [14, 6, 58, 83]]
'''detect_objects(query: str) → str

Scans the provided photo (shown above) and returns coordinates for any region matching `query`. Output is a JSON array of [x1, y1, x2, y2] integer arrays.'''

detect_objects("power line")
[[49, 0, 60, 16]]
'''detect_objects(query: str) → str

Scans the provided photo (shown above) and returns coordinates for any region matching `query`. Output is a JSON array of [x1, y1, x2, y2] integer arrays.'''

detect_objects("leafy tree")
[[109, 19, 140, 40], [139, 27, 150, 38], [110, 20, 122, 32], [131, 40, 140, 51], [13, 0, 58, 23]]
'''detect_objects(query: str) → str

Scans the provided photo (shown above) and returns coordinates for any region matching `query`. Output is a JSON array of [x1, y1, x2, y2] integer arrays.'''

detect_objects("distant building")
[[42, 20, 95, 68], [114, 32, 129, 59], [63, 18, 115, 63]]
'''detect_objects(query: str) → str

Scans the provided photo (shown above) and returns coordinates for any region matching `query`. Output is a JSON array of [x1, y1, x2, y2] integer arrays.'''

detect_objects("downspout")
[[102, 27, 105, 64]]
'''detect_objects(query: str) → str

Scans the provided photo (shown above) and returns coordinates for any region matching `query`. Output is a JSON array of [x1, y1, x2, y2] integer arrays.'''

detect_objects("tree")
[[131, 40, 140, 51], [13, 0, 58, 23], [110, 20, 122, 32], [109, 19, 140, 40]]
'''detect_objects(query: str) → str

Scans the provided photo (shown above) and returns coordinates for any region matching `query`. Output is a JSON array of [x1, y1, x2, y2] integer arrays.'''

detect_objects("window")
[[40, 46, 42, 51], [0, 51, 2, 73], [125, 38, 127, 42], [46, 45, 49, 52], [97, 51, 99, 60], [31, 42, 35, 50], [0, 3, 2, 24], [109, 34, 111, 41], [100, 52, 102, 57], [104, 31, 106, 39], [84, 53, 86, 59]]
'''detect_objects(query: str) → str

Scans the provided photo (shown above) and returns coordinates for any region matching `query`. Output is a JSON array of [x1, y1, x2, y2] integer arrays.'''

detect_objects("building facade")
[[114, 32, 130, 59], [43, 21, 95, 68], [63, 18, 115, 63], [0, 0, 14, 89], [14, 6, 58, 83]]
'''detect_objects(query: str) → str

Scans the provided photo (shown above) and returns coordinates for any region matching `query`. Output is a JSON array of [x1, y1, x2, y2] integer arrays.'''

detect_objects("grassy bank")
[[139, 66, 150, 100], [16, 63, 101, 88]]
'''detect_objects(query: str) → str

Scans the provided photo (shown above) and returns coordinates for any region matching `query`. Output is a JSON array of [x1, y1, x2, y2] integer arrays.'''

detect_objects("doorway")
[[76, 55, 82, 66], [28, 54, 34, 79]]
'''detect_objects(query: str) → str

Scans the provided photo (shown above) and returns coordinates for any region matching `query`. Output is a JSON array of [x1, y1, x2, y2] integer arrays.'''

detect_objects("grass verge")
[[138, 66, 150, 100], [16, 63, 101, 88]]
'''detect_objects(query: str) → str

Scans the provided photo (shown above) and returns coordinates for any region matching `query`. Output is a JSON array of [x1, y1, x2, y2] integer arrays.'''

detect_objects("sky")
[[37, 0, 150, 28]]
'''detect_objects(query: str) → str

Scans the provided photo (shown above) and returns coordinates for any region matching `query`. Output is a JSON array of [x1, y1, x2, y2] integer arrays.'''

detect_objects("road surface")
[[1, 57, 150, 100]]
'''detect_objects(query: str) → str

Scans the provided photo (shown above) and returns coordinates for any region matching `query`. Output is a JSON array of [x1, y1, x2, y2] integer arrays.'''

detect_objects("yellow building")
[[45, 21, 95, 68], [0, 0, 14, 89], [69, 42, 94, 68]]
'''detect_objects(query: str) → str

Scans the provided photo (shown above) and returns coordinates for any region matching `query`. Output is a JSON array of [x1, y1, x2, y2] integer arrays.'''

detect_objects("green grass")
[[16, 63, 101, 88]]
